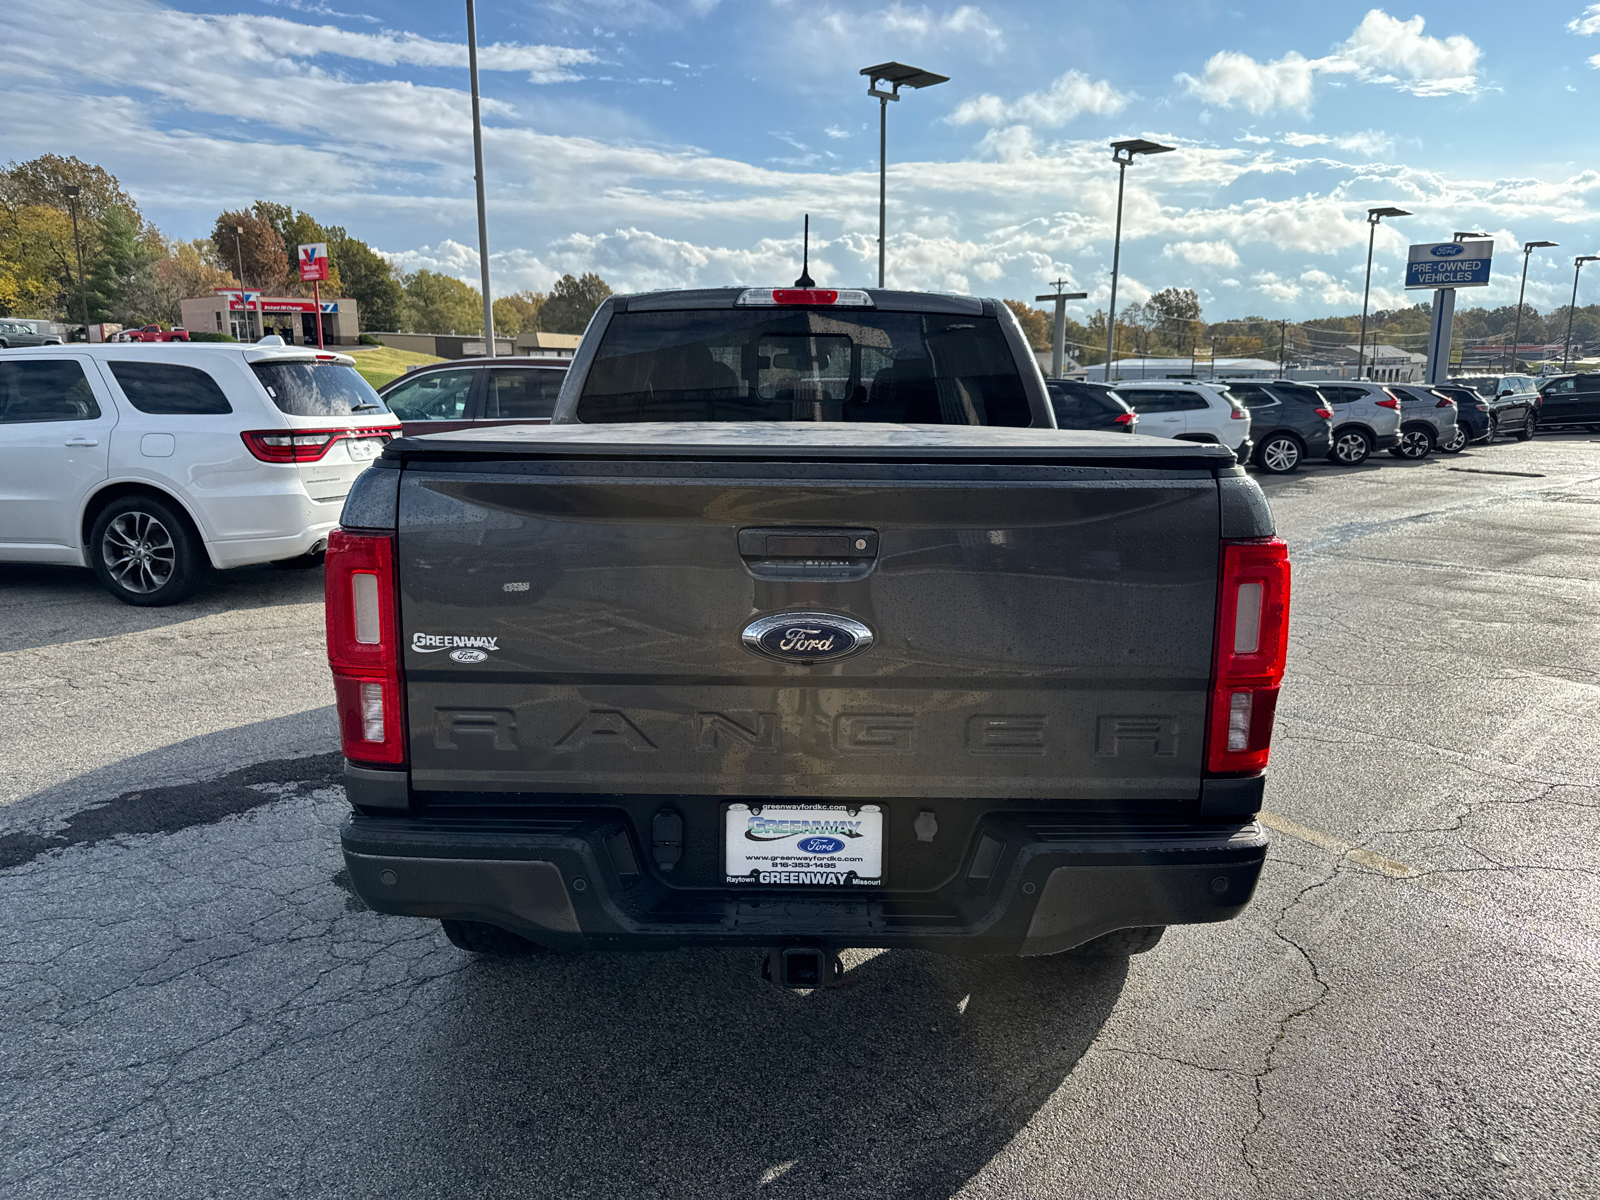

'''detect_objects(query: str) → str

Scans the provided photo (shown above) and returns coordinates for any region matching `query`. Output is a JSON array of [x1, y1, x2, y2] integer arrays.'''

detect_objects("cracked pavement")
[[2, 434, 1598, 1197]]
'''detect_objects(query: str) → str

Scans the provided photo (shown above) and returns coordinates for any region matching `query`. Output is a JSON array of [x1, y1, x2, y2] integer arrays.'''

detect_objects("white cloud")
[[1573, 4, 1600, 34], [1283, 132, 1332, 147], [1178, 9, 1481, 113], [1177, 51, 1318, 115], [824, 125, 850, 139], [948, 70, 1128, 128], [777, 1, 1004, 59], [1252, 271, 1301, 303], [1237, 133, 1271, 144], [1332, 10, 1481, 96], [1163, 240, 1241, 267]]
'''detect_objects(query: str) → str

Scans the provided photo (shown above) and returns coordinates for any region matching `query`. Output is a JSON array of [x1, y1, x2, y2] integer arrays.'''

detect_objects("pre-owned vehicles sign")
[[1406, 240, 1493, 289]]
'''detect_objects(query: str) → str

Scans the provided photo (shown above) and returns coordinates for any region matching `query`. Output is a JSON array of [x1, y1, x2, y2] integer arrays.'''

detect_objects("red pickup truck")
[[122, 325, 190, 342]]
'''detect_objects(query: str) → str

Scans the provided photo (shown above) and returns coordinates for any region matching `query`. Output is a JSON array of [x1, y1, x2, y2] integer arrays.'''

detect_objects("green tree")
[[494, 290, 544, 338], [403, 269, 482, 334], [333, 236, 405, 331], [85, 206, 152, 322], [539, 272, 612, 334]]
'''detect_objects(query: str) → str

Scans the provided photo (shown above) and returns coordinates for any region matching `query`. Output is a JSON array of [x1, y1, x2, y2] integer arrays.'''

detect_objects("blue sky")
[[4, 0, 1600, 322]]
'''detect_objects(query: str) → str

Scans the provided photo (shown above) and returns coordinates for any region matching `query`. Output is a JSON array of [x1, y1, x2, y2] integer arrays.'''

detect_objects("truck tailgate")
[[396, 425, 1223, 804]]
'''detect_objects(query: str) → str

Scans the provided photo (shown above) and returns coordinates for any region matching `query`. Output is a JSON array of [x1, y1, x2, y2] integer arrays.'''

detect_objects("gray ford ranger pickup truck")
[[327, 286, 1289, 984]]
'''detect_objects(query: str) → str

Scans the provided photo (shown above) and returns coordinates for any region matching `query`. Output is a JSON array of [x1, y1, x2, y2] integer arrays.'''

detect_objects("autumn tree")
[[539, 273, 611, 334], [0, 203, 76, 317], [1003, 299, 1050, 350], [210, 210, 288, 294]]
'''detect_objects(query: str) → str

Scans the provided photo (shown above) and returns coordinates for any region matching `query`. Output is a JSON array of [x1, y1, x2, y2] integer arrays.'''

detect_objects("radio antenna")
[[794, 214, 815, 288]]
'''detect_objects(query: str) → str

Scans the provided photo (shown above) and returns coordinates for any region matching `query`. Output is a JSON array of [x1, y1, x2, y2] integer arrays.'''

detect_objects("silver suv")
[[1305, 382, 1403, 466], [1386, 385, 1459, 460]]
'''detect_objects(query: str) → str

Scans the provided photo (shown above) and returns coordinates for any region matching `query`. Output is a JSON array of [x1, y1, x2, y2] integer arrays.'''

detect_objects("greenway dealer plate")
[[724, 803, 883, 886]]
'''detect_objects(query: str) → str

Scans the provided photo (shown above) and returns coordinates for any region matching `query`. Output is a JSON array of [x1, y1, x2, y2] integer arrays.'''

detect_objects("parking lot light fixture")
[[1564, 255, 1599, 371], [1356, 207, 1411, 380], [62, 185, 88, 336], [1104, 139, 1174, 380], [1509, 240, 1559, 372], [860, 62, 948, 288]]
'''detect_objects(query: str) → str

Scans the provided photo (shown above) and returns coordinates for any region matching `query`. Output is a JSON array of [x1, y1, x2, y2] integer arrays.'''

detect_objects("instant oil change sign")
[[724, 803, 883, 886]]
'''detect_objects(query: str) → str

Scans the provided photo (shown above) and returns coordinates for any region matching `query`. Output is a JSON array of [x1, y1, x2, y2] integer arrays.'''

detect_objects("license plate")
[[346, 438, 383, 461], [724, 803, 883, 886]]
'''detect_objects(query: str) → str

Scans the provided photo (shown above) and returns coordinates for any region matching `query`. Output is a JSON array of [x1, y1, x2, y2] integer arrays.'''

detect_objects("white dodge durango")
[[0, 343, 400, 605]]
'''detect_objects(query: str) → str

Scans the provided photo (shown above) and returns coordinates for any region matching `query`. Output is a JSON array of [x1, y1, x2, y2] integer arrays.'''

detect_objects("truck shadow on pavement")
[[396, 944, 1128, 1197]]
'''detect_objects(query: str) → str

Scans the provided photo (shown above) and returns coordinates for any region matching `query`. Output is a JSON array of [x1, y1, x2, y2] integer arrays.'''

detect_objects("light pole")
[[1356, 206, 1410, 380], [1508, 240, 1558, 372], [860, 62, 947, 288], [1104, 139, 1173, 380], [1564, 255, 1599, 371], [232, 225, 252, 341], [467, 0, 496, 356], [61, 185, 89, 338]]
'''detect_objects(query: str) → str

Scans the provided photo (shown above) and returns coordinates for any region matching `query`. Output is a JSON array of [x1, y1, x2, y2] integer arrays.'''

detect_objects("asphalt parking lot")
[[3, 434, 1598, 1199]]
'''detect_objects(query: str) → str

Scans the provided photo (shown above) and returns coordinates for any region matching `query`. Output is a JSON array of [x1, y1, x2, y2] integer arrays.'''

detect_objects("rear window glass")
[[576, 308, 1032, 426], [486, 368, 565, 419], [108, 361, 231, 415], [0, 360, 100, 424], [383, 369, 474, 421], [251, 361, 388, 417], [1046, 382, 1124, 419]]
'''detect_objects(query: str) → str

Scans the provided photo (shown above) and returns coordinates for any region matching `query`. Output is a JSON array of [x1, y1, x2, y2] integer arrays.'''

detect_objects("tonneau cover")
[[387, 421, 1237, 466]]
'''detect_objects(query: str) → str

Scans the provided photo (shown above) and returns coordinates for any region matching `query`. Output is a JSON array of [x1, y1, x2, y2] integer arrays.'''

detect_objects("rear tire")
[[1488, 414, 1499, 440], [1439, 426, 1467, 453], [1070, 926, 1166, 957], [89, 494, 209, 607], [440, 919, 546, 957], [1514, 411, 1537, 442], [1329, 429, 1373, 466], [1392, 427, 1433, 460], [1255, 433, 1303, 474]]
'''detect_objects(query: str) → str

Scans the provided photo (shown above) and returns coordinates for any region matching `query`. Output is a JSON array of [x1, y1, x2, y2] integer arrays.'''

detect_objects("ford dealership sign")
[[1406, 240, 1493, 289]]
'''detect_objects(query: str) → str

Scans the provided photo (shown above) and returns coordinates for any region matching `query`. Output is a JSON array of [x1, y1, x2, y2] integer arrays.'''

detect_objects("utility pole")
[[1034, 279, 1088, 378], [1278, 319, 1288, 373]]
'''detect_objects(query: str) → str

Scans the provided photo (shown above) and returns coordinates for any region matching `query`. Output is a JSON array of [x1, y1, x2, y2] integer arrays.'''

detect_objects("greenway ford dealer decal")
[[725, 803, 883, 885], [411, 634, 499, 664]]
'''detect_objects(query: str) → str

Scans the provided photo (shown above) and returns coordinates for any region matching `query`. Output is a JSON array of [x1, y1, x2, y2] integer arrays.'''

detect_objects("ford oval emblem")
[[797, 836, 847, 854], [449, 648, 489, 664], [741, 611, 873, 664], [1430, 243, 1465, 258]]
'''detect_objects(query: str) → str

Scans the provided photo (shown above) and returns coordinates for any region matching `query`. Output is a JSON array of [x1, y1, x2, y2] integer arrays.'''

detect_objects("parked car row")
[[1046, 370, 1597, 474]]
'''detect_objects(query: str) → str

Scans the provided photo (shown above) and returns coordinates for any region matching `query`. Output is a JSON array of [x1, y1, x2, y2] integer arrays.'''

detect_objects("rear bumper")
[[341, 813, 1268, 956], [1375, 431, 1401, 450]]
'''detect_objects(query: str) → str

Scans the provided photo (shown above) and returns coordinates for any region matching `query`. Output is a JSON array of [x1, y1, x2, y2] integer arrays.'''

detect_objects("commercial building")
[[179, 289, 360, 346]]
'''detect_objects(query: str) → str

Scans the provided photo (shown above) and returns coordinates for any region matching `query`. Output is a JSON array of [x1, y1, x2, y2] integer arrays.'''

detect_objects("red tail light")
[[325, 529, 406, 767], [1113, 411, 1137, 426], [1206, 538, 1291, 776], [242, 427, 395, 464], [1314, 407, 1333, 419], [1435, 396, 1455, 407], [1376, 391, 1400, 409]]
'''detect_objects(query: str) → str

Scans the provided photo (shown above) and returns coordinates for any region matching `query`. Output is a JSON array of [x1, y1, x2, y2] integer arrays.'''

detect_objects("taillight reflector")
[[1376, 393, 1400, 409], [1113, 411, 1137, 425], [325, 529, 406, 766], [1435, 397, 1455, 407], [1206, 538, 1291, 775], [1314, 407, 1333, 419]]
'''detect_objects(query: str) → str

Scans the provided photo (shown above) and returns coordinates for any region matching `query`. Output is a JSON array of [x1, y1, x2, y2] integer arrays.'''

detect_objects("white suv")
[[1111, 381, 1253, 461], [0, 343, 399, 605]]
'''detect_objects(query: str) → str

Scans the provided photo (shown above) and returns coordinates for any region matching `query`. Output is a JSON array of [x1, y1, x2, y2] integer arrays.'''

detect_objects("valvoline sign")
[[1406, 240, 1493, 289], [298, 242, 329, 283]]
